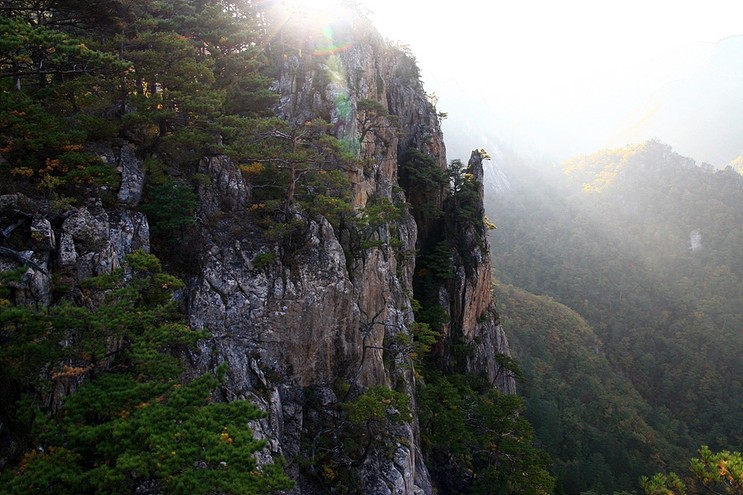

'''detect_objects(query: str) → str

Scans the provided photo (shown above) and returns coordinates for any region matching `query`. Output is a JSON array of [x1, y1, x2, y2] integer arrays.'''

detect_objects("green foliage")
[[301, 169, 354, 226], [350, 195, 407, 252], [307, 385, 412, 493], [641, 472, 688, 495], [411, 322, 440, 358], [418, 372, 555, 495], [414, 303, 449, 334], [0, 269, 59, 393], [253, 252, 276, 269], [356, 196, 405, 231], [343, 386, 411, 426], [0, 251, 293, 493], [490, 140, 743, 493], [423, 240, 453, 280], [0, 90, 87, 191], [689, 446, 743, 495], [0, 15, 129, 90], [401, 148, 448, 192], [447, 158, 483, 228], [356, 98, 398, 143], [60, 152, 121, 190], [2, 369, 292, 495], [356, 98, 387, 116], [641, 446, 743, 495], [233, 118, 356, 237], [495, 282, 686, 494], [140, 178, 198, 239], [1, 0, 277, 201]]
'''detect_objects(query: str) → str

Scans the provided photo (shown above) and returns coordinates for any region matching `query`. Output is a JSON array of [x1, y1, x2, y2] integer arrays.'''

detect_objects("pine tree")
[[0, 252, 293, 494]]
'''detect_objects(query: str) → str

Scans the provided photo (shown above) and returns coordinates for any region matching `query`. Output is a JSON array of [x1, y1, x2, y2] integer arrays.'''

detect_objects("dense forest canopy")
[[489, 140, 743, 493]]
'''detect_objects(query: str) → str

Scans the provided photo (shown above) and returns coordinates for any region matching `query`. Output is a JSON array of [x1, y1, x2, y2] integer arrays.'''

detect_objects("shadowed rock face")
[[453, 151, 515, 394], [0, 19, 513, 495], [183, 25, 515, 494], [0, 195, 150, 433]]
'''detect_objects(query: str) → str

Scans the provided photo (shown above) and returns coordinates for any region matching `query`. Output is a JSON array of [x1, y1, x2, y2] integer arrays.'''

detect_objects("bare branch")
[[0, 246, 48, 275]]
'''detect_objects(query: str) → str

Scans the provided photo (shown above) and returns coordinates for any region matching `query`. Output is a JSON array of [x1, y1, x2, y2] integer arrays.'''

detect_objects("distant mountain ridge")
[[612, 36, 743, 167], [487, 140, 743, 494]]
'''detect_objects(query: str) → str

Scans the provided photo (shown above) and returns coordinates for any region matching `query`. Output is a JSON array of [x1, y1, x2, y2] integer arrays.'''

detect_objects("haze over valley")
[[1, 1, 742, 494], [365, 1, 743, 492], [364, 0, 743, 167]]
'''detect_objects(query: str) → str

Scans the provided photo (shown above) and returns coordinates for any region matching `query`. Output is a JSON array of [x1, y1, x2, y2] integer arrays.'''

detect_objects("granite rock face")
[[184, 25, 515, 494], [0, 194, 150, 457], [448, 151, 515, 394], [87, 140, 145, 207], [0, 17, 514, 494], [0, 194, 149, 308]]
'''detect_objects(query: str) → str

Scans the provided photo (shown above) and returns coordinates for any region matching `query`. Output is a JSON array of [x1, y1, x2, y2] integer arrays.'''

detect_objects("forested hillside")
[[495, 283, 688, 494], [489, 140, 743, 493]]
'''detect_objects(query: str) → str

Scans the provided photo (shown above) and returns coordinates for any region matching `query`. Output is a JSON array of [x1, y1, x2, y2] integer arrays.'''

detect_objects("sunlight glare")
[[273, 0, 355, 28], [359, 0, 743, 161]]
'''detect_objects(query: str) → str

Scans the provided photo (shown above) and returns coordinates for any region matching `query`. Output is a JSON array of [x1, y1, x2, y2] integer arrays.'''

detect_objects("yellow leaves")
[[39, 158, 62, 176], [17, 450, 41, 474], [582, 183, 598, 193], [219, 428, 234, 444], [10, 167, 34, 178], [322, 464, 337, 480], [50, 364, 90, 380], [240, 162, 264, 175], [718, 459, 730, 477]]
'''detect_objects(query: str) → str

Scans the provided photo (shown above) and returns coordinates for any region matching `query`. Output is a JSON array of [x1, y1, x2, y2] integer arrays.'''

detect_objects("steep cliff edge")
[[0, 6, 515, 494], [181, 20, 515, 493]]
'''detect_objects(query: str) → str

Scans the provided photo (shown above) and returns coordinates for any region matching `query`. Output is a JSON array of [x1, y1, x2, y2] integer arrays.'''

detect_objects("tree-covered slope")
[[488, 140, 743, 493], [495, 283, 687, 494]]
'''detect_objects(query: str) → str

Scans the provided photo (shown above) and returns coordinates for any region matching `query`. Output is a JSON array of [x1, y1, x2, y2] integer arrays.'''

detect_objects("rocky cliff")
[[183, 22, 515, 493], [0, 9, 514, 494]]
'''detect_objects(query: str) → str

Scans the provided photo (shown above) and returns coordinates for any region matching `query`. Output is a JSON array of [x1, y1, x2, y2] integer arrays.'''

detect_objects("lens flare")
[[313, 25, 353, 56]]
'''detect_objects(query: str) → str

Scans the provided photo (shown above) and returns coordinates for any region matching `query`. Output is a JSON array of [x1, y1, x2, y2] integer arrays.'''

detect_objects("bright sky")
[[357, 0, 743, 161], [360, 0, 743, 96]]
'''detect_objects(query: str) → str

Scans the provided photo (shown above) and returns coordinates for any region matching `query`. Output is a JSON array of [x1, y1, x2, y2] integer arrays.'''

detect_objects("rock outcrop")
[[183, 20, 515, 494], [0, 12, 514, 494], [447, 151, 515, 394]]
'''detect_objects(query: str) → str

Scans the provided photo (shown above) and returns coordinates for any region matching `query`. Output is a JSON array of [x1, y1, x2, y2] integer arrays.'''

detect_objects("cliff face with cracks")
[[185, 25, 433, 492], [182, 23, 515, 492], [0, 14, 514, 495]]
